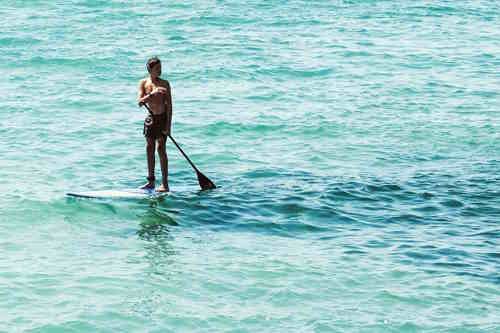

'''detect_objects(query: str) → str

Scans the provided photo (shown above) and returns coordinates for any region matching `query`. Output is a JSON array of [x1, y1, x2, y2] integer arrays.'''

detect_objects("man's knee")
[[157, 139, 166, 153], [146, 139, 155, 151]]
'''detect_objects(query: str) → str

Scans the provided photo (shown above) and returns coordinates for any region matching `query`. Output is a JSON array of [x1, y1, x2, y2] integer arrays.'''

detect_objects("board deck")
[[66, 188, 169, 199]]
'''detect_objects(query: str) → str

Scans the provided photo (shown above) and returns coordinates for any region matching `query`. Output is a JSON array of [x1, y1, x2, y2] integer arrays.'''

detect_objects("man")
[[137, 57, 172, 192]]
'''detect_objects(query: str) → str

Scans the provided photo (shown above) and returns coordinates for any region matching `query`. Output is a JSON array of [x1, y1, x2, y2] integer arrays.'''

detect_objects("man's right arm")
[[138, 79, 155, 106], [138, 79, 147, 106]]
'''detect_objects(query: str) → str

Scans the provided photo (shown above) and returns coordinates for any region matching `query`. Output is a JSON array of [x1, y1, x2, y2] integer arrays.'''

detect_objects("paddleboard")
[[66, 188, 169, 199]]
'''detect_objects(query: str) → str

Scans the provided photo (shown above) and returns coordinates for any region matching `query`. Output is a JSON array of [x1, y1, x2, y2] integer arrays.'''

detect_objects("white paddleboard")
[[66, 188, 169, 199]]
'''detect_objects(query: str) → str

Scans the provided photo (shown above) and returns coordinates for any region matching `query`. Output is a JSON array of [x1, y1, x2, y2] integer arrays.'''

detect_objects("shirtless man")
[[137, 57, 172, 192]]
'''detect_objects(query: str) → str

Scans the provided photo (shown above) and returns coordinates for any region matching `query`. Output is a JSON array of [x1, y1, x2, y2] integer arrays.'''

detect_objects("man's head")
[[146, 57, 161, 77]]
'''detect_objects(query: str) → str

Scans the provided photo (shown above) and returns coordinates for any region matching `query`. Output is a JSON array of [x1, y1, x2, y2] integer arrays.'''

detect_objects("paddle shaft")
[[167, 135, 199, 173]]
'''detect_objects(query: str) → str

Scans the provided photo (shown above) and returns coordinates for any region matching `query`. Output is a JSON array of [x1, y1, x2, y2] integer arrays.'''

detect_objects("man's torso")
[[143, 78, 170, 115]]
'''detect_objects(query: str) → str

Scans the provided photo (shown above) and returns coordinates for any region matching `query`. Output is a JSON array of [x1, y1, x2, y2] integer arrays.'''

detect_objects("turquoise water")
[[1, 0, 499, 331]]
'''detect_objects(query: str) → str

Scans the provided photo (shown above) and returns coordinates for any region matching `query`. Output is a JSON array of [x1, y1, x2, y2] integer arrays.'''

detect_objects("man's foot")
[[140, 181, 155, 190], [140, 176, 155, 190], [157, 183, 169, 192]]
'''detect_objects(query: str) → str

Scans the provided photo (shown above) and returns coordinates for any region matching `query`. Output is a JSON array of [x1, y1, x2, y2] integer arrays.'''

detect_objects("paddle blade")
[[197, 170, 216, 190]]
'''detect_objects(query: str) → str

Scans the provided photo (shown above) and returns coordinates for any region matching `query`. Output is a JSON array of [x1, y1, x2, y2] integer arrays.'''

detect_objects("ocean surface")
[[1, 1, 499, 332]]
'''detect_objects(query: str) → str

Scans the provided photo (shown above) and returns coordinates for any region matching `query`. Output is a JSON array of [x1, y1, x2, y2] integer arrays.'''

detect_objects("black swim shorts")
[[143, 112, 167, 139]]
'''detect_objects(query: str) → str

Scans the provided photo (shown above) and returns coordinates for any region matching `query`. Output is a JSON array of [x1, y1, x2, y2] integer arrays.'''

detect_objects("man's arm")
[[138, 79, 148, 106], [164, 81, 173, 135]]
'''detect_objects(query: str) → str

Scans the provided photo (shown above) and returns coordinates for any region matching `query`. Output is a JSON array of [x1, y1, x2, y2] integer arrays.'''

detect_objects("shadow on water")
[[137, 208, 178, 243], [133, 206, 181, 281], [61, 166, 500, 284], [63, 167, 499, 238]]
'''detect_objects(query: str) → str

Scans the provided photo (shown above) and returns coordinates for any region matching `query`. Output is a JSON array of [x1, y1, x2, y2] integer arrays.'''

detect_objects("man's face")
[[150, 62, 162, 77]]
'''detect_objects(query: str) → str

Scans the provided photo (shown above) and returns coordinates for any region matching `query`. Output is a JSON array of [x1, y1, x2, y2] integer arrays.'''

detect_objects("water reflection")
[[137, 207, 178, 277], [137, 208, 178, 242]]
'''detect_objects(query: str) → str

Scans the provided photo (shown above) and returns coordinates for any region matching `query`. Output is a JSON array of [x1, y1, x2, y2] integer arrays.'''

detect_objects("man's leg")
[[141, 137, 156, 189], [157, 136, 169, 192]]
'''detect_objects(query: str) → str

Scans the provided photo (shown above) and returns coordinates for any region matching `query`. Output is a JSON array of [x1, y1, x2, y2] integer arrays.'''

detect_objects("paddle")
[[141, 104, 216, 190]]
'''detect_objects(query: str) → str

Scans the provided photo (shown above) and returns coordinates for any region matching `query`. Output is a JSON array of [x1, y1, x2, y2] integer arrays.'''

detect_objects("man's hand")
[[138, 87, 166, 106], [153, 87, 168, 95], [138, 92, 151, 106]]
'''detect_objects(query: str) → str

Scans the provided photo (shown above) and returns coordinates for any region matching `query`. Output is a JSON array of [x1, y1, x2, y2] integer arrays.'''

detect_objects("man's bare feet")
[[157, 183, 169, 192]]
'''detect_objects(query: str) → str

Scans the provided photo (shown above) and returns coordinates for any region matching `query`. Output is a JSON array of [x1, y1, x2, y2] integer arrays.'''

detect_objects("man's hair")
[[146, 57, 161, 73]]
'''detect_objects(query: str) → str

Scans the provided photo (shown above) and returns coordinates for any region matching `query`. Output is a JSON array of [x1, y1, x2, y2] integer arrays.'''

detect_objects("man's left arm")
[[164, 81, 173, 136]]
